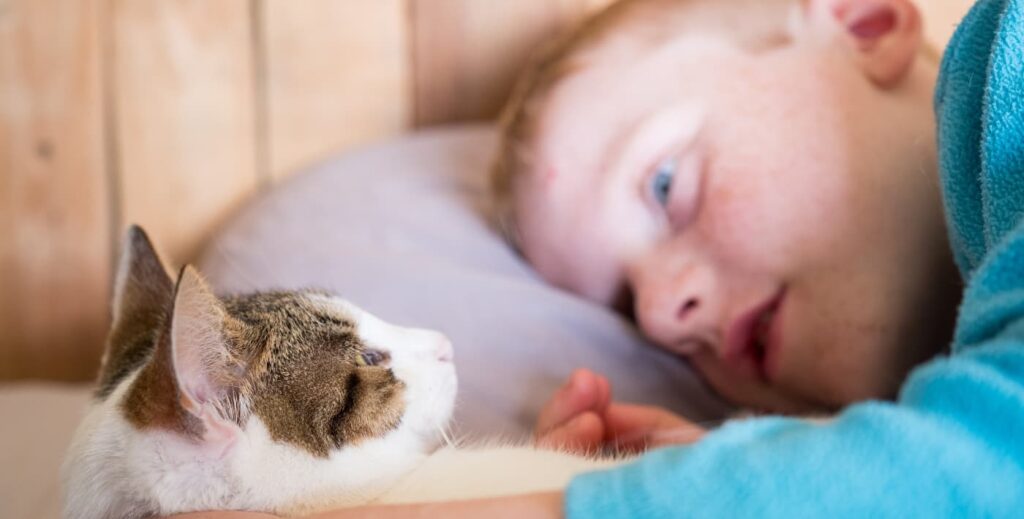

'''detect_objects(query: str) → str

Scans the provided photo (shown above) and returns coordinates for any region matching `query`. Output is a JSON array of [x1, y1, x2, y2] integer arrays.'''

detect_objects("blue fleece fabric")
[[565, 1, 1024, 516]]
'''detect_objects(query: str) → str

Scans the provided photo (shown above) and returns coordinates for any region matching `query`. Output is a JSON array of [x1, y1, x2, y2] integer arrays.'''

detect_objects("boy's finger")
[[594, 373, 612, 411], [604, 403, 691, 432], [644, 424, 706, 447], [603, 403, 706, 450], [535, 411, 605, 454], [534, 369, 608, 435]]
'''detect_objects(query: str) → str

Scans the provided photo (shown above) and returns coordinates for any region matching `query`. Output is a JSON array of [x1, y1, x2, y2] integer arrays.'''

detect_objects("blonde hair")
[[493, 0, 646, 201]]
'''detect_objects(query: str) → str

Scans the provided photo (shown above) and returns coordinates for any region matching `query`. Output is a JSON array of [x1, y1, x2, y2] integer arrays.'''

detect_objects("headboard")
[[0, 0, 973, 381]]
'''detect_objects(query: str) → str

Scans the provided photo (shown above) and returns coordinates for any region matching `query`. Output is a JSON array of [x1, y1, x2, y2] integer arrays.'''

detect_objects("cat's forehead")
[[223, 291, 358, 336], [219, 290, 371, 372]]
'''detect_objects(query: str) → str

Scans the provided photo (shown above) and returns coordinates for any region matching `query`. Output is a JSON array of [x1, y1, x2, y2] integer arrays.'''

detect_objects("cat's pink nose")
[[435, 338, 454, 362]]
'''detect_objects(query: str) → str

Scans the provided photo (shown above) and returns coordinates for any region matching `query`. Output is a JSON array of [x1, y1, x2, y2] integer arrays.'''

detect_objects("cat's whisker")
[[450, 426, 465, 448], [212, 242, 264, 291], [452, 429, 467, 449], [437, 424, 456, 449], [442, 421, 468, 449]]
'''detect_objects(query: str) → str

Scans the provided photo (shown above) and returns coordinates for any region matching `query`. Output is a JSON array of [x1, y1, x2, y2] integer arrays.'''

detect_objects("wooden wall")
[[0, 0, 972, 381]]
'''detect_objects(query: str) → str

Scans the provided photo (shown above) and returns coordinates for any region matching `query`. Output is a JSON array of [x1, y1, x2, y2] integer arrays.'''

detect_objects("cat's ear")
[[168, 266, 244, 449], [111, 225, 174, 322], [99, 226, 175, 395]]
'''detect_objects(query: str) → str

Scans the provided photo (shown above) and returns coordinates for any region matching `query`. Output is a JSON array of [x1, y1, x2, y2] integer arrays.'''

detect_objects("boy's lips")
[[723, 288, 786, 383]]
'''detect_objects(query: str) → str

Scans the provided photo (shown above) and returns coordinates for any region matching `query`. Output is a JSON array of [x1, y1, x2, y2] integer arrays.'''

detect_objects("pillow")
[[198, 124, 730, 439]]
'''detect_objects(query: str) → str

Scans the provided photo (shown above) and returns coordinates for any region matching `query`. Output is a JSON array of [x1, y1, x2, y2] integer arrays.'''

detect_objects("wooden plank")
[[112, 0, 260, 264], [0, 0, 111, 380], [410, 0, 596, 126], [261, 0, 410, 179]]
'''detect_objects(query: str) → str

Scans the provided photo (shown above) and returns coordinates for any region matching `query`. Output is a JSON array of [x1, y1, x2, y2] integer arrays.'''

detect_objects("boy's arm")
[[567, 346, 1024, 517], [306, 493, 563, 519], [173, 492, 564, 519]]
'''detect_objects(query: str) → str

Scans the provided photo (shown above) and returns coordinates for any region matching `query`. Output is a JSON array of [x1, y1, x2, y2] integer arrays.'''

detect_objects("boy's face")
[[514, 34, 958, 412]]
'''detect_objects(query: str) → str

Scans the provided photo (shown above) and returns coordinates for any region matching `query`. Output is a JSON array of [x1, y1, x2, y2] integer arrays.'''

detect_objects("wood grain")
[[111, 0, 260, 265], [410, 0, 600, 126], [0, 0, 111, 380], [261, 0, 410, 179]]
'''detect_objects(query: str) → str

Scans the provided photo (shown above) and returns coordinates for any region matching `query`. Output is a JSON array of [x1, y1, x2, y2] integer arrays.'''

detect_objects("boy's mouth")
[[724, 288, 786, 383]]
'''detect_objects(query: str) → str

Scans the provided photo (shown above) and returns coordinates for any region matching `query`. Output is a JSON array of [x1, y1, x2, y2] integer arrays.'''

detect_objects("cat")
[[62, 226, 621, 519]]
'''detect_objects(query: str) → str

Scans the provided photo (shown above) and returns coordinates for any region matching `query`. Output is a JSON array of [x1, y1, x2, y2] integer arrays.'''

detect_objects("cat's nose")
[[435, 337, 454, 362]]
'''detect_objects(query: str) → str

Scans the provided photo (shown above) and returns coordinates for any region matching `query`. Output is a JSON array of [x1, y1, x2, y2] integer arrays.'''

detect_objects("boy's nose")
[[632, 263, 721, 354], [677, 297, 701, 322]]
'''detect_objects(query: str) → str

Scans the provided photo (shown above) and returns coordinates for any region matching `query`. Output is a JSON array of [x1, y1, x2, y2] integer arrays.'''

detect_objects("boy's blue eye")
[[651, 158, 677, 207]]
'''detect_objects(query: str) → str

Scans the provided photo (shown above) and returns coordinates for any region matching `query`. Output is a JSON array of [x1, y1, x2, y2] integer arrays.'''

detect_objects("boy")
[[186, 0, 1024, 516], [511, 0, 1024, 515]]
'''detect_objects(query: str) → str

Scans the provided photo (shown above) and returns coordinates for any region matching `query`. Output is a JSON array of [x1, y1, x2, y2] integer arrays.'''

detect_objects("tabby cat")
[[62, 227, 618, 519]]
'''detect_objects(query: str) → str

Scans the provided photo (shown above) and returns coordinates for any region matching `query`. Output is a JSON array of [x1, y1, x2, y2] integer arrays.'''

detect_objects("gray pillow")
[[198, 124, 730, 439]]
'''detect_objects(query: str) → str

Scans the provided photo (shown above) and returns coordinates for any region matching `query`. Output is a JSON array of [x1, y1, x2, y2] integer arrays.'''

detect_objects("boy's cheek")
[[517, 222, 621, 305], [705, 155, 853, 268]]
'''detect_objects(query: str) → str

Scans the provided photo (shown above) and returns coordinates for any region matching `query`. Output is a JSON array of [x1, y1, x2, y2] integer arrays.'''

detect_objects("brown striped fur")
[[104, 226, 405, 457]]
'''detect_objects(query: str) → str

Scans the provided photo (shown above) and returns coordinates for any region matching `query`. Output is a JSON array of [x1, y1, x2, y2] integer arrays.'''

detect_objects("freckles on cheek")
[[702, 183, 796, 267], [705, 185, 768, 238]]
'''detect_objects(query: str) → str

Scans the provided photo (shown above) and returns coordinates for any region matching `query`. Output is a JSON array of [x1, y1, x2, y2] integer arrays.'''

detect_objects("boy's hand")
[[534, 369, 706, 455]]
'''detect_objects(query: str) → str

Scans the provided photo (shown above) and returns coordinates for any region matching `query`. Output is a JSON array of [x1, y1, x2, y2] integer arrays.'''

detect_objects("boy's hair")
[[490, 0, 940, 242]]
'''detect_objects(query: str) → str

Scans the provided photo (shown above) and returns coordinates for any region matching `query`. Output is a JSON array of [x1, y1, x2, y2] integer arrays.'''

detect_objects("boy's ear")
[[169, 266, 243, 448], [804, 0, 923, 88]]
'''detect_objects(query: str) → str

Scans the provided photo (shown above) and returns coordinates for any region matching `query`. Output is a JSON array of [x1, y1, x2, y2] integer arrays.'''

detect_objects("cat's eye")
[[357, 349, 388, 367], [650, 157, 677, 207]]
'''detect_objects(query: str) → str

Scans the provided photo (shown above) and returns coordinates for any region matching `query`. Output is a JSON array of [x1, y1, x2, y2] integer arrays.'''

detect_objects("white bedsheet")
[[0, 383, 91, 519]]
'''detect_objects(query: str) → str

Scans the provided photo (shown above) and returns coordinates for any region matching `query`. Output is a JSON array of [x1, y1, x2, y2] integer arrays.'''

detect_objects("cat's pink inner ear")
[[170, 266, 236, 415], [193, 404, 240, 459]]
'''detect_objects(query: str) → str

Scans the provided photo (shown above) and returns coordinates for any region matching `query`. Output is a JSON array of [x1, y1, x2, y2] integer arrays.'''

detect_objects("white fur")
[[62, 297, 623, 518]]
